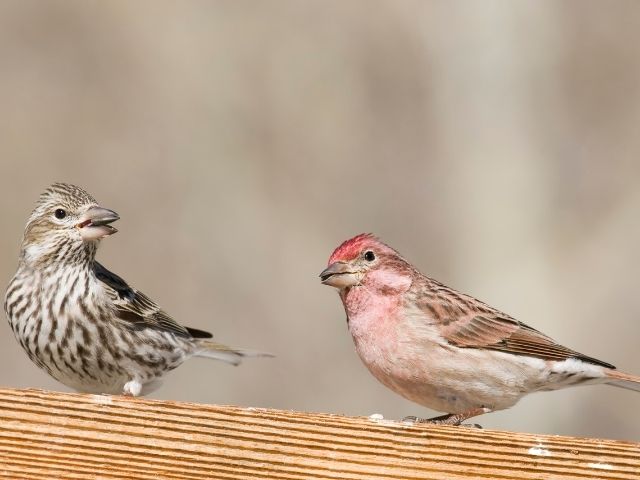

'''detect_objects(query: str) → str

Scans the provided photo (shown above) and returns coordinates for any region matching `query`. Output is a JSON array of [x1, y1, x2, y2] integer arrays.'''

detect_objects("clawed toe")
[[401, 407, 490, 427], [122, 379, 142, 397], [461, 423, 483, 429], [402, 416, 419, 423]]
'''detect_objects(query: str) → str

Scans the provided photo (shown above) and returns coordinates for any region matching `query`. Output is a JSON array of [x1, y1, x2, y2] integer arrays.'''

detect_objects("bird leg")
[[403, 407, 490, 427]]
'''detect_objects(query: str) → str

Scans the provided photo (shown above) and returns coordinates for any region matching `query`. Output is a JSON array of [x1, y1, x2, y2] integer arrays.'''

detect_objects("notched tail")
[[606, 370, 640, 392], [194, 339, 274, 366]]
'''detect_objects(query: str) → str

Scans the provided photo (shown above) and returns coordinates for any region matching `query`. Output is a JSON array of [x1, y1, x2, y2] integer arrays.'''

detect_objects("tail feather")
[[606, 370, 640, 392], [194, 340, 274, 366]]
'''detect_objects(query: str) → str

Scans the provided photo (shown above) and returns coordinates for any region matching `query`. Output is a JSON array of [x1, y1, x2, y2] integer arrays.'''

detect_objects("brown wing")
[[94, 261, 212, 339], [413, 280, 614, 368]]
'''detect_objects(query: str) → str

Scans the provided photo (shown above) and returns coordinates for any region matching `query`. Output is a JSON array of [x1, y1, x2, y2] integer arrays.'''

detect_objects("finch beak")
[[319, 261, 361, 289], [77, 206, 120, 241]]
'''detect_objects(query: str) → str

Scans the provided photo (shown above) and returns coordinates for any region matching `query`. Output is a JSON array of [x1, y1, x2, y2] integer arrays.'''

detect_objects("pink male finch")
[[4, 183, 268, 396], [320, 233, 640, 425]]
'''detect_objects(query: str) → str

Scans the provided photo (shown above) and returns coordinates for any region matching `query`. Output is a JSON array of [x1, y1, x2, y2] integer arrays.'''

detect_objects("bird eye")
[[54, 209, 67, 219], [364, 250, 375, 262]]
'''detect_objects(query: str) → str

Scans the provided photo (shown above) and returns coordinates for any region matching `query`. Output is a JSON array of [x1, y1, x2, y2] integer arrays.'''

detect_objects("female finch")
[[4, 183, 268, 396], [320, 233, 640, 425]]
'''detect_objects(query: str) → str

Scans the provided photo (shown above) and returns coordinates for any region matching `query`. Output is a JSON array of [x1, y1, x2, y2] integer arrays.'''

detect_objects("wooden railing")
[[0, 388, 637, 479]]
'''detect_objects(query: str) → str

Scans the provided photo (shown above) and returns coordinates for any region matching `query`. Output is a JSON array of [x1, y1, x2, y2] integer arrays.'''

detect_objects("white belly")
[[350, 317, 608, 414]]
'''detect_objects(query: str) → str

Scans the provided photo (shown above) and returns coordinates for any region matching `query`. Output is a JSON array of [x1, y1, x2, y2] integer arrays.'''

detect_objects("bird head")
[[320, 234, 413, 294], [20, 183, 119, 266]]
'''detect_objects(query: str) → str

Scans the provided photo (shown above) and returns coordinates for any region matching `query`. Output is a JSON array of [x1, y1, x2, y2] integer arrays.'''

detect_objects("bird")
[[4, 182, 269, 396], [320, 233, 640, 425]]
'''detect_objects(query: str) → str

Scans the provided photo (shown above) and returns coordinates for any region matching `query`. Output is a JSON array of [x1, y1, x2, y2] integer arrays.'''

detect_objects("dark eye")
[[364, 250, 375, 262], [54, 209, 66, 219]]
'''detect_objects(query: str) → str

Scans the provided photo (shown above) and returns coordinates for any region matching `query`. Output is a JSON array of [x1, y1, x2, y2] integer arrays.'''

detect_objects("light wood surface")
[[0, 388, 637, 479]]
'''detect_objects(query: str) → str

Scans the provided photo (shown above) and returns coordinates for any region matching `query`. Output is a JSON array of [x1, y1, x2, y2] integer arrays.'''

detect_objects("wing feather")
[[94, 261, 209, 339], [412, 280, 614, 368]]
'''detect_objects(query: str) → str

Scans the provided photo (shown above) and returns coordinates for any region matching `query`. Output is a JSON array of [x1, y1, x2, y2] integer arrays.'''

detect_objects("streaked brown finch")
[[5, 183, 268, 396], [321, 233, 640, 425]]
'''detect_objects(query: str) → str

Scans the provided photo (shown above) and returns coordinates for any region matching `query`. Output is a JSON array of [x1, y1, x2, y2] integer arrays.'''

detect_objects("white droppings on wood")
[[587, 463, 614, 471], [91, 394, 113, 405], [366, 412, 410, 428], [528, 441, 552, 457]]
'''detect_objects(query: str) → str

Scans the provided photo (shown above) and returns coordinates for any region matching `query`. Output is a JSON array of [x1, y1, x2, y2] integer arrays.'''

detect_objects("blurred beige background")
[[1, 1, 639, 441]]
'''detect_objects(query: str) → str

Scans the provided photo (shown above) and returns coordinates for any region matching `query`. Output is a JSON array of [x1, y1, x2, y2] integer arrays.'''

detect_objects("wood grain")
[[0, 388, 637, 479]]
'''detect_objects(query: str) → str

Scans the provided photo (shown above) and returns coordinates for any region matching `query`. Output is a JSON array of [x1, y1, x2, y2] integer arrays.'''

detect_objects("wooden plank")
[[0, 388, 636, 479]]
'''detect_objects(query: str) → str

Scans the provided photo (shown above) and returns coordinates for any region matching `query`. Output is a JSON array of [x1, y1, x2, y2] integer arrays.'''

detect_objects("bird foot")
[[122, 379, 142, 397], [461, 423, 483, 429], [402, 415, 420, 424], [402, 407, 490, 427]]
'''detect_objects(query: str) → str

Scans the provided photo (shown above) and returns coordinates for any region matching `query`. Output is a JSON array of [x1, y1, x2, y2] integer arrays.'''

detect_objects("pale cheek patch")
[[369, 269, 411, 292], [24, 243, 51, 263]]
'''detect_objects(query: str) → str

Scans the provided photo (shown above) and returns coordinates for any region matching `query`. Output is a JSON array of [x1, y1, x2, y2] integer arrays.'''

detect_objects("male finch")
[[4, 183, 268, 396], [320, 233, 640, 425]]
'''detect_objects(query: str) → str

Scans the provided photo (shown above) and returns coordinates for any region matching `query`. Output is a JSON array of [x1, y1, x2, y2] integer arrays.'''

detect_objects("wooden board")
[[0, 388, 637, 479]]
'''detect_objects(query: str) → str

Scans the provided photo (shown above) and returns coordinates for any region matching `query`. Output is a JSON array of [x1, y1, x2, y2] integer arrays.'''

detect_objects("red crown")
[[328, 233, 379, 264]]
